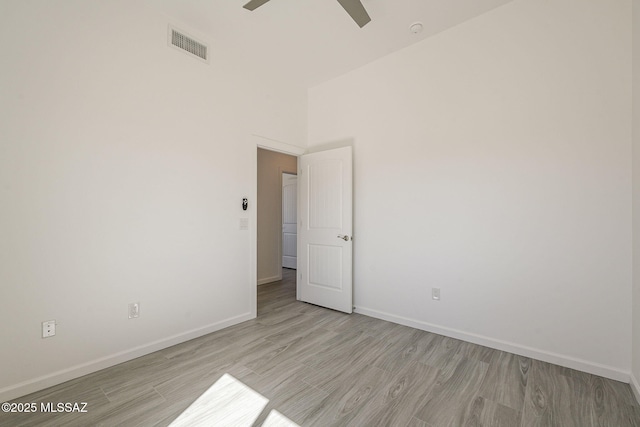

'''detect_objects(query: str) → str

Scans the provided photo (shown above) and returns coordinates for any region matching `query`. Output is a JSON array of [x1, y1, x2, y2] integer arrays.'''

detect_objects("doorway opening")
[[282, 172, 298, 270], [253, 143, 353, 317], [256, 148, 298, 315]]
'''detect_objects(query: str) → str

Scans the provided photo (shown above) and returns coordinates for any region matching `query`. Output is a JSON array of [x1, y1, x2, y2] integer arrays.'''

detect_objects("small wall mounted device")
[[242, 198, 248, 211]]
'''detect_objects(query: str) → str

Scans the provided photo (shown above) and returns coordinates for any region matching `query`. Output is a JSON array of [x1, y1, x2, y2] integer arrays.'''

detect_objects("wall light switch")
[[432, 288, 441, 301], [240, 218, 249, 230]]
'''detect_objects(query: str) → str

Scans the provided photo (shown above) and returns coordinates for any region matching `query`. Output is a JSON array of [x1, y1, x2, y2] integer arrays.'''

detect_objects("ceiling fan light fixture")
[[243, 0, 371, 28], [410, 22, 424, 34]]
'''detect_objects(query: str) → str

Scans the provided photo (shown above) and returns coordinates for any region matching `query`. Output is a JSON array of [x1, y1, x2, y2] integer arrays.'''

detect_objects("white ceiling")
[[148, 0, 515, 88]]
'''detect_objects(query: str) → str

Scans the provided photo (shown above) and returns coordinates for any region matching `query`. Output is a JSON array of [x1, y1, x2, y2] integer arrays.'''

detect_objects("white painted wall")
[[0, 0, 306, 400], [632, 0, 640, 400], [309, 0, 632, 378]]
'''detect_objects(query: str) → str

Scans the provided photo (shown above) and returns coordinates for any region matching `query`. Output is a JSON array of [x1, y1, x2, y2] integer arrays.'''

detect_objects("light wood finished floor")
[[2, 268, 639, 426]]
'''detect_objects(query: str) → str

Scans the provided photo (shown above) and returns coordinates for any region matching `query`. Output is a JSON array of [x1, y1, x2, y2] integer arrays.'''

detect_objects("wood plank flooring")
[[1, 268, 639, 426]]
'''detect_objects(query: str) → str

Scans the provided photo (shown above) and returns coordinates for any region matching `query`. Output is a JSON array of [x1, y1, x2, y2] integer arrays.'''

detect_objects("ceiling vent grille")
[[168, 25, 209, 63]]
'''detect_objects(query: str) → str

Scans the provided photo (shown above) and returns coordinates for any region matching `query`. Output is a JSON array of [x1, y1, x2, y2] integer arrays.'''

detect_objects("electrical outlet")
[[432, 288, 441, 301], [128, 302, 140, 319], [42, 320, 56, 338]]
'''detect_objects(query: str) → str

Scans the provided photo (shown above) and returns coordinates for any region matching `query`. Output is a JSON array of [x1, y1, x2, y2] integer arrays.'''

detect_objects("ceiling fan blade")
[[243, 0, 271, 11], [336, 0, 371, 28]]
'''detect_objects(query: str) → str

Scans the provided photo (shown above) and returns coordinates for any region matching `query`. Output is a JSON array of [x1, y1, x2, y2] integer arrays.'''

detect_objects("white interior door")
[[298, 146, 353, 314], [282, 173, 297, 269]]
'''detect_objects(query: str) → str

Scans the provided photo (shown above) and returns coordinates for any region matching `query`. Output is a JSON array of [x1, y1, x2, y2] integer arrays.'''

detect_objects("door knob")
[[337, 235, 350, 241]]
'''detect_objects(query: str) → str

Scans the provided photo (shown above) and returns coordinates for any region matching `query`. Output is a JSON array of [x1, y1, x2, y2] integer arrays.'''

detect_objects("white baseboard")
[[0, 312, 254, 403], [257, 275, 281, 286], [631, 373, 640, 405], [354, 306, 629, 383]]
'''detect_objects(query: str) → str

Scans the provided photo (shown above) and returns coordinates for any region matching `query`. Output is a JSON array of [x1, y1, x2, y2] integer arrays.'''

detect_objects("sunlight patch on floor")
[[262, 409, 299, 427], [169, 373, 299, 426]]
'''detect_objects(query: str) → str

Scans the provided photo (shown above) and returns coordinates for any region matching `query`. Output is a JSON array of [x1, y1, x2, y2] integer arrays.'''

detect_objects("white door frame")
[[251, 136, 304, 319]]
